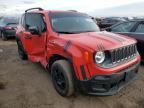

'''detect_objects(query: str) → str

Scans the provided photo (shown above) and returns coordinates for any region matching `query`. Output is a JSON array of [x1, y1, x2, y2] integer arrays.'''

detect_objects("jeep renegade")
[[16, 8, 140, 96]]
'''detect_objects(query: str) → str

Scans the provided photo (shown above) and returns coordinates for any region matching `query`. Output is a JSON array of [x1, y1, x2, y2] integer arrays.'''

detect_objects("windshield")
[[49, 12, 100, 34]]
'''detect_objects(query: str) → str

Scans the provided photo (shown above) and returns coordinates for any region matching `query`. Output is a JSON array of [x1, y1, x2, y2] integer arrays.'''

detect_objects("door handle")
[[25, 35, 32, 39]]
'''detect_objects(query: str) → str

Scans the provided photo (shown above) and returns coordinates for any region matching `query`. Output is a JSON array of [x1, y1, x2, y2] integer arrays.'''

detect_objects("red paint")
[[16, 10, 141, 81]]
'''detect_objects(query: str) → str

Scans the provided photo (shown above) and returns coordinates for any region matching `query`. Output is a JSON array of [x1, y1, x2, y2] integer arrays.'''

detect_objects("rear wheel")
[[51, 60, 74, 97], [1, 32, 8, 41], [0, 31, 2, 38], [16, 40, 28, 60]]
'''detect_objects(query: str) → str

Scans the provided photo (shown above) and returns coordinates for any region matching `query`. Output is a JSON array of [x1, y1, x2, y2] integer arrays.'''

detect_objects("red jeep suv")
[[16, 8, 140, 96]]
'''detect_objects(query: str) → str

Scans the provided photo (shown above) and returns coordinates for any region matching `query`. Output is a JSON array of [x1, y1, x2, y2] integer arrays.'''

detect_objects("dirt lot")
[[0, 39, 144, 108]]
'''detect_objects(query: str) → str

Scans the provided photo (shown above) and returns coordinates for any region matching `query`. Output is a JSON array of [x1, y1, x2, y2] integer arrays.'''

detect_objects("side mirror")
[[28, 26, 40, 35]]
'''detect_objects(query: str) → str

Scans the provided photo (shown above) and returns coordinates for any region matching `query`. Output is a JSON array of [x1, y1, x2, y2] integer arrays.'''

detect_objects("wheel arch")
[[48, 54, 72, 72], [47, 54, 79, 80]]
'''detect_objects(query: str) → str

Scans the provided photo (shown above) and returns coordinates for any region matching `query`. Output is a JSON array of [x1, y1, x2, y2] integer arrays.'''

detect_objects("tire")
[[51, 60, 74, 97], [16, 40, 28, 60], [1, 32, 8, 41], [0, 31, 2, 38]]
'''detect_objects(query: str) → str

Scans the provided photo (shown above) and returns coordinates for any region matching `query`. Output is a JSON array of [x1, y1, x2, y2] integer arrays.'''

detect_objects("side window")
[[25, 13, 46, 32], [111, 22, 136, 32], [135, 23, 144, 33], [22, 15, 25, 27], [20, 14, 25, 27]]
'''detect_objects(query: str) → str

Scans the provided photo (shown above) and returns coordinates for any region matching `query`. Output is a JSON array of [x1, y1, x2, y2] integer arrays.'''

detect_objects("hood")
[[59, 31, 136, 51]]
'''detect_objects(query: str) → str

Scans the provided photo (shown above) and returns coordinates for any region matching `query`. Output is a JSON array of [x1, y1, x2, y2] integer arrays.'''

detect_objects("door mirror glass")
[[28, 26, 40, 35]]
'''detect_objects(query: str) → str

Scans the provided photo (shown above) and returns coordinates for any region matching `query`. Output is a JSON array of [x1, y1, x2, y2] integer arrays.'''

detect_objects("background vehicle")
[[98, 17, 126, 29], [16, 8, 140, 97], [0, 16, 2, 20], [104, 20, 144, 61], [0, 16, 18, 41]]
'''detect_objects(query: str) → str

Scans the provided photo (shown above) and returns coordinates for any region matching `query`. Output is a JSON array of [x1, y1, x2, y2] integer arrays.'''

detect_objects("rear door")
[[21, 13, 47, 60]]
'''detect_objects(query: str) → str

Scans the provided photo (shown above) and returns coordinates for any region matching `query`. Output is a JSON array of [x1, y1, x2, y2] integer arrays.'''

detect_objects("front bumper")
[[77, 62, 140, 96]]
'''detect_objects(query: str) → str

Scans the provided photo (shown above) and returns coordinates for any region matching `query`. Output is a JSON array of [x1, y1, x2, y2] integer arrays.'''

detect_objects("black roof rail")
[[68, 10, 77, 12], [25, 7, 44, 13]]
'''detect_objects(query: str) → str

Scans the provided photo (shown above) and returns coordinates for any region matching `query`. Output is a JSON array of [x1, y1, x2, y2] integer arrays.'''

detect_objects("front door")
[[22, 13, 47, 60]]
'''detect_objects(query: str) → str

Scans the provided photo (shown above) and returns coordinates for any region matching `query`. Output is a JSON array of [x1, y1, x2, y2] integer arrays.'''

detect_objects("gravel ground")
[[0, 39, 144, 108]]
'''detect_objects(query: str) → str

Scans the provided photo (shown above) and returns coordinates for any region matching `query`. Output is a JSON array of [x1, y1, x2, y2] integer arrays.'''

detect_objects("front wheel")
[[51, 60, 74, 97]]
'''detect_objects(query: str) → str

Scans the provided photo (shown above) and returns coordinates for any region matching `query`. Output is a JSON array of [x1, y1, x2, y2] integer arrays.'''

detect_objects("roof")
[[24, 8, 85, 15]]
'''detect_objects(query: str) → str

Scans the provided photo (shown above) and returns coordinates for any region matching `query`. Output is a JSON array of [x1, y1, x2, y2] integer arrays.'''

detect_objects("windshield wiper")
[[57, 31, 76, 34]]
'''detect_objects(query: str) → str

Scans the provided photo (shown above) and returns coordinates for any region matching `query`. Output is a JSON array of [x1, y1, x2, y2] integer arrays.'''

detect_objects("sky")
[[0, 0, 144, 16]]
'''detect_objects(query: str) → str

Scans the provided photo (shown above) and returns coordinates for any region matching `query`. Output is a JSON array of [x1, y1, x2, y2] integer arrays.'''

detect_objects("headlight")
[[95, 51, 105, 64]]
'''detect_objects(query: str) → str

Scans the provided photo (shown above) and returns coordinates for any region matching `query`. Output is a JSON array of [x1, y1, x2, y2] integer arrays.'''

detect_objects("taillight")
[[4, 26, 13, 30]]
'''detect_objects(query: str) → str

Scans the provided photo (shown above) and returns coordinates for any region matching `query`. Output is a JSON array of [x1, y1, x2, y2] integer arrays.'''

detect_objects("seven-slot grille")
[[110, 44, 137, 64]]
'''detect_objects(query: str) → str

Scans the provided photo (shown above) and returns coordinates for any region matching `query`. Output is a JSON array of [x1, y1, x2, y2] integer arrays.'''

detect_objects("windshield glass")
[[49, 12, 100, 33], [3, 17, 18, 24]]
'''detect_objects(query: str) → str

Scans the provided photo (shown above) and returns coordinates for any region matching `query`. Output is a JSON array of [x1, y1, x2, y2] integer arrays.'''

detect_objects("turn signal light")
[[84, 51, 89, 63]]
